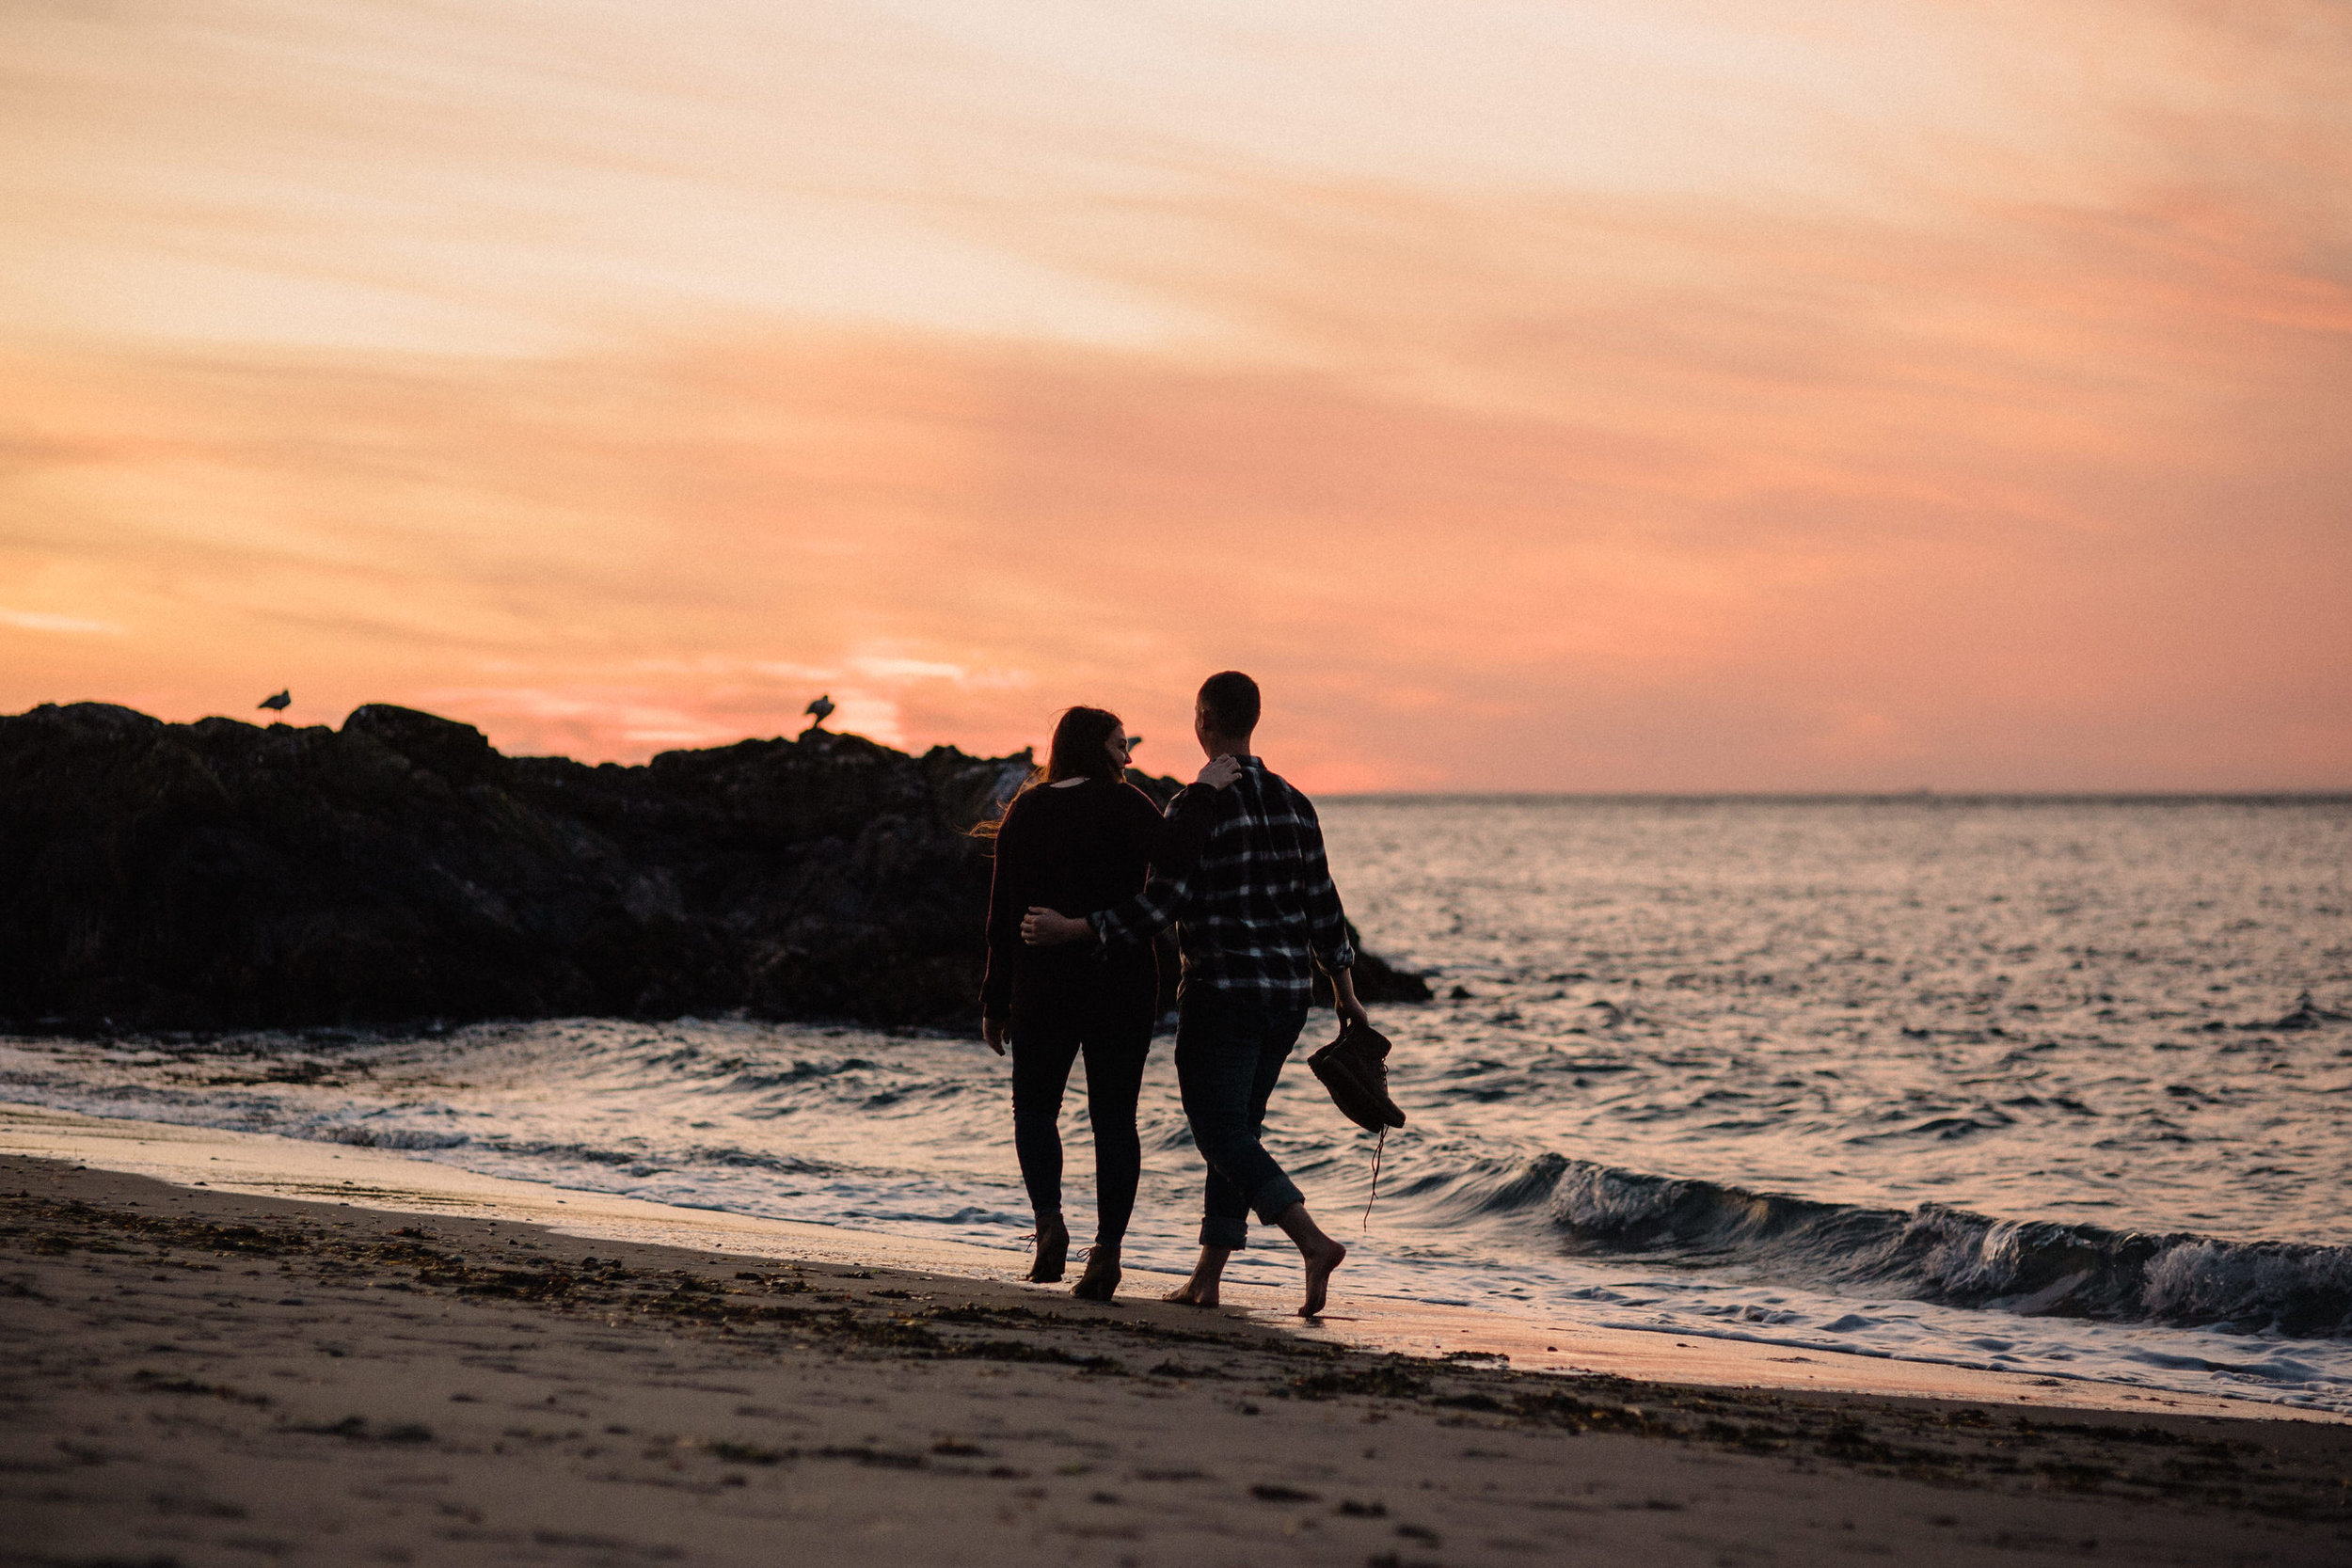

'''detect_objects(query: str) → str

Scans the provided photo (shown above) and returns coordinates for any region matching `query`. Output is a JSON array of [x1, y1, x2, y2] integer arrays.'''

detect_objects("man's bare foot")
[[1071, 1244, 1120, 1303], [1162, 1244, 1231, 1307], [1271, 1203, 1346, 1318], [1026, 1213, 1068, 1284], [1297, 1234, 1346, 1318]]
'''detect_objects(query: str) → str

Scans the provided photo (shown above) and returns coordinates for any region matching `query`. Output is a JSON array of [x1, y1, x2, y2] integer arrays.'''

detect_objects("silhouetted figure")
[[978, 706, 1237, 1302], [803, 694, 835, 730], [258, 690, 291, 713], [1023, 671, 1362, 1318]]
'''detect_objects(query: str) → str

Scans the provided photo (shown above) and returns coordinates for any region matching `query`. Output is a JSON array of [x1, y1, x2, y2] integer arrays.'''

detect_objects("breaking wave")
[[1474, 1154, 2352, 1339]]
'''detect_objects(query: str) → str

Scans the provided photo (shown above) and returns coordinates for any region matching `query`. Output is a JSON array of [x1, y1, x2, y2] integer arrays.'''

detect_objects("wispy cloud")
[[0, 0, 2345, 785], [0, 609, 125, 636]]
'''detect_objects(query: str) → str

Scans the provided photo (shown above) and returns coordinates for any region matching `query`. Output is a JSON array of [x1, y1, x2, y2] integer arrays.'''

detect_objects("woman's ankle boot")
[[1071, 1242, 1121, 1302], [1027, 1213, 1069, 1283]]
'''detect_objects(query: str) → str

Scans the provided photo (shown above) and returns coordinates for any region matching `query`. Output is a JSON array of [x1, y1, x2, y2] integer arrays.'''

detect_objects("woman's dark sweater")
[[980, 778, 1215, 1022]]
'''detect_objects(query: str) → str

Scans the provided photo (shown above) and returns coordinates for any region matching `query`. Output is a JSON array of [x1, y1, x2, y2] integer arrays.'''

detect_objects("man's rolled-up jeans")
[[1175, 984, 1310, 1249]]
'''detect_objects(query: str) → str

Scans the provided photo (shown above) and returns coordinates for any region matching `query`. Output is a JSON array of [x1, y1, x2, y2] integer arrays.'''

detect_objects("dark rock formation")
[[0, 703, 1429, 1034]]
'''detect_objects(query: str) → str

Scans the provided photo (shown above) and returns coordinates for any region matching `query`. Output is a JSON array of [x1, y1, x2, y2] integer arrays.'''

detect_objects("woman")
[[979, 705, 1237, 1300]]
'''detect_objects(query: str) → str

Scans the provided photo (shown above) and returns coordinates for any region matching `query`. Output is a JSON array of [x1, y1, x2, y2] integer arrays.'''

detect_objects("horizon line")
[[11, 702, 2348, 800], [1320, 789, 2352, 803]]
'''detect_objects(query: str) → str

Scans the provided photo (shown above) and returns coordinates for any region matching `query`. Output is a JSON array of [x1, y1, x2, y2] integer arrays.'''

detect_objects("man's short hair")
[[1198, 671, 1261, 736]]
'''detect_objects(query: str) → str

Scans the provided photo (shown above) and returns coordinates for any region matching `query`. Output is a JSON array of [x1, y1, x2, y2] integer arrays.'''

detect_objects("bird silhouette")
[[803, 694, 835, 730], [258, 690, 291, 713]]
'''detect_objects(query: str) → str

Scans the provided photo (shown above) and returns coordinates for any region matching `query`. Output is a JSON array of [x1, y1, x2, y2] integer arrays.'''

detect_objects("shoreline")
[[1, 1101, 2340, 1427], [5, 1151, 2348, 1566]]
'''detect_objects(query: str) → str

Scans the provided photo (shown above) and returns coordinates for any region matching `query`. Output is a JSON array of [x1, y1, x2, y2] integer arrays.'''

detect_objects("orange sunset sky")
[[3, 0, 2347, 792]]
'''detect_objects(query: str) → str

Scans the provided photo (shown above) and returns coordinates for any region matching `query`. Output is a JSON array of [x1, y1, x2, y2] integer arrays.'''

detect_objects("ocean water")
[[6, 797, 2349, 1412]]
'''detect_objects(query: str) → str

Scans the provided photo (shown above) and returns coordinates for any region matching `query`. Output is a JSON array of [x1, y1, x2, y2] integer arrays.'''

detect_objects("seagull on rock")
[[258, 690, 291, 713], [803, 694, 835, 730]]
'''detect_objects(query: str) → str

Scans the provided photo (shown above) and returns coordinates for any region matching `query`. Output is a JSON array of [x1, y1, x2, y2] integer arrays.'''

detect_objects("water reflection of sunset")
[[4, 2, 2345, 789]]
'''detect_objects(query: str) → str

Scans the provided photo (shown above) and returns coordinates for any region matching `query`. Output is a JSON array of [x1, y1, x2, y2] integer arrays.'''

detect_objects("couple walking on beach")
[[979, 671, 1367, 1317]]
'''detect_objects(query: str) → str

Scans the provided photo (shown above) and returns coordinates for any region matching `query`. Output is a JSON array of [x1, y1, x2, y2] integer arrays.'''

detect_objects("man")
[[1021, 671, 1365, 1316]]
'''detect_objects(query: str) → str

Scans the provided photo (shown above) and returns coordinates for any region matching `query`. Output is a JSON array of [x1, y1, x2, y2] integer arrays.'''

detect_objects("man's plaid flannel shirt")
[[1089, 756, 1355, 1010]]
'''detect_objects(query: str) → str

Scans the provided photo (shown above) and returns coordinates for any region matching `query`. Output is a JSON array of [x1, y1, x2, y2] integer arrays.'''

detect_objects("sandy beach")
[[0, 1103, 2312, 1419], [3, 1119, 2346, 1566]]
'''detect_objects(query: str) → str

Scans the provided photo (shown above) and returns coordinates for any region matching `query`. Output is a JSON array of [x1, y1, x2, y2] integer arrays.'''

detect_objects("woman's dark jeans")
[[1010, 980, 1153, 1248], [1174, 984, 1309, 1249]]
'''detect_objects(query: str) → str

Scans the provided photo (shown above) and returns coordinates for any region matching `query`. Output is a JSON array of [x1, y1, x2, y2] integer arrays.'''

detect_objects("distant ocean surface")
[[8, 797, 2349, 1412]]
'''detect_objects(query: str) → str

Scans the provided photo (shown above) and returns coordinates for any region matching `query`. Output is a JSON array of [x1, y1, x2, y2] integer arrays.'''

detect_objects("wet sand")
[[4, 1148, 2348, 1566], [0, 1103, 2308, 1419]]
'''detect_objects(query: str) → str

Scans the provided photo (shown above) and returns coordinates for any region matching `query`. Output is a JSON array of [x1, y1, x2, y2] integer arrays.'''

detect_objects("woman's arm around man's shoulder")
[[1128, 753, 1240, 874]]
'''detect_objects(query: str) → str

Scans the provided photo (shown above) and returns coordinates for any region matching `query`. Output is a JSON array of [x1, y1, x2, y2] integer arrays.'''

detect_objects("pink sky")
[[2, 0, 2346, 790]]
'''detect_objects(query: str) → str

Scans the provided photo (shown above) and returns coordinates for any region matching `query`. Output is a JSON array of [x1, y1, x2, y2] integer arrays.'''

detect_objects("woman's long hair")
[[971, 705, 1125, 839]]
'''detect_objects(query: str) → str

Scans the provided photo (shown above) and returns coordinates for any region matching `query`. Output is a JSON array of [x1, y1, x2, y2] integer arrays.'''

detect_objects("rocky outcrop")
[[0, 703, 1429, 1033]]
